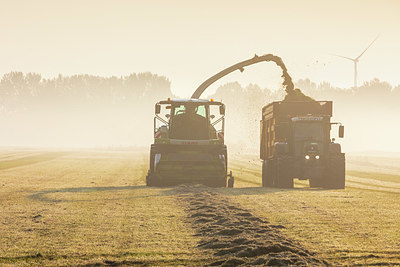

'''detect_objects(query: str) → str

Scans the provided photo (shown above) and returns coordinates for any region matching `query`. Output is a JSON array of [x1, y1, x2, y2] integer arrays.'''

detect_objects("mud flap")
[[324, 154, 345, 189]]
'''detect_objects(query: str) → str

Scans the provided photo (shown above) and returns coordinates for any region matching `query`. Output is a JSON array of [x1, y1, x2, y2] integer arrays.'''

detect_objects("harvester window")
[[169, 104, 209, 140], [174, 105, 186, 115], [196, 105, 206, 118], [173, 104, 207, 118]]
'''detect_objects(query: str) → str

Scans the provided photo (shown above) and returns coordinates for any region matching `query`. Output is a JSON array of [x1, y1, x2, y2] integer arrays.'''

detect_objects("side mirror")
[[210, 114, 215, 119], [275, 123, 289, 140], [165, 114, 170, 119], [339, 125, 344, 138], [219, 105, 225, 115], [155, 104, 161, 114]]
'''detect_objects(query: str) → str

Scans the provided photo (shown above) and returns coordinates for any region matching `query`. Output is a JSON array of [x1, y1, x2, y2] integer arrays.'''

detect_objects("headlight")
[[315, 155, 320, 160], [305, 155, 310, 160]]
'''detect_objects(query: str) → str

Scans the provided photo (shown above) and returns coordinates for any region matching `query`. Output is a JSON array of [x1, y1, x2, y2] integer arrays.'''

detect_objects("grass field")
[[0, 148, 399, 265]]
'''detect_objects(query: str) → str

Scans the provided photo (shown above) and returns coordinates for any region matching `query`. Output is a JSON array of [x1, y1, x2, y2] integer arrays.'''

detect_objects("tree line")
[[1, 71, 399, 114], [0, 72, 172, 114]]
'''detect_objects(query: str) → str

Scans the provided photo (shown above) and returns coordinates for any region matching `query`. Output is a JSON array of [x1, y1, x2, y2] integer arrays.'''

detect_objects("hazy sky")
[[1, 0, 399, 97]]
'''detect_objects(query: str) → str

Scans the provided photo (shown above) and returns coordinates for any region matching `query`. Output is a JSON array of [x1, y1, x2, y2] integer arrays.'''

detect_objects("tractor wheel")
[[262, 160, 273, 187], [274, 156, 293, 189], [309, 176, 324, 188], [323, 156, 345, 189]]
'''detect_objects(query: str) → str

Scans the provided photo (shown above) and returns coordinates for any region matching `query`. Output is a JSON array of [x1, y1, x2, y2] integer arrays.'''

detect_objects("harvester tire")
[[146, 174, 162, 187], [203, 174, 227, 187], [262, 160, 273, 187], [323, 155, 345, 189], [146, 172, 155, 186], [220, 178, 228, 187], [146, 149, 156, 186], [309, 178, 323, 188], [274, 156, 293, 189]]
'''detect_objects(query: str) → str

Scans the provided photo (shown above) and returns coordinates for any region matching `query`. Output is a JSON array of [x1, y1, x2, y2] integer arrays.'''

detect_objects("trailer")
[[260, 100, 345, 189]]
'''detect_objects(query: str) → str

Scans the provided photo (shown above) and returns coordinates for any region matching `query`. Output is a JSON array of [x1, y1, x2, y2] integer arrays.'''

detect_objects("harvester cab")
[[154, 99, 225, 144], [146, 98, 234, 187]]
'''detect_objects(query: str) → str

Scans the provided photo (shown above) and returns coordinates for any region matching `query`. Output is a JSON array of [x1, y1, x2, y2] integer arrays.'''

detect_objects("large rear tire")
[[146, 171, 155, 186], [146, 148, 161, 187], [309, 178, 323, 188], [274, 156, 294, 189], [146, 149, 155, 186], [208, 176, 227, 187], [262, 160, 273, 187], [323, 155, 345, 189]]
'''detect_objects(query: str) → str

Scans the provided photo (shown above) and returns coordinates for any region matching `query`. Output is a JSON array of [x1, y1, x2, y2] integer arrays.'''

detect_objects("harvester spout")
[[191, 54, 295, 99]]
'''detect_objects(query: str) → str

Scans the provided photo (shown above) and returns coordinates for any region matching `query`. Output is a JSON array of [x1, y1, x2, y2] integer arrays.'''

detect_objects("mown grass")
[[0, 149, 208, 266], [226, 153, 400, 265], [347, 170, 400, 183], [1, 149, 399, 265]]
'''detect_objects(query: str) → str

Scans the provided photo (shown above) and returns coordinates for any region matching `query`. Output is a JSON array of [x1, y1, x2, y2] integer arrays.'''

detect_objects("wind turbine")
[[333, 35, 379, 88]]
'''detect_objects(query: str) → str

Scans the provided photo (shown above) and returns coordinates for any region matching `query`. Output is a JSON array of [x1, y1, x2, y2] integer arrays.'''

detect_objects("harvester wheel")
[[146, 148, 156, 187], [146, 172, 154, 186], [323, 156, 345, 189], [309, 178, 323, 188], [262, 160, 273, 187], [274, 156, 293, 189], [205, 175, 227, 187], [146, 174, 162, 187]]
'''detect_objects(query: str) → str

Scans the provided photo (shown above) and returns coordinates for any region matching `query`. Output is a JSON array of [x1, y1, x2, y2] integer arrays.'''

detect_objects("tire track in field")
[[0, 151, 41, 160], [0, 152, 67, 171], [176, 185, 327, 266], [231, 158, 400, 194], [346, 175, 400, 194]]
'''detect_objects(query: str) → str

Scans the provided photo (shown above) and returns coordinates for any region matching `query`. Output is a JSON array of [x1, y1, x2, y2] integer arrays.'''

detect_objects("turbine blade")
[[330, 53, 355, 61], [356, 34, 380, 60]]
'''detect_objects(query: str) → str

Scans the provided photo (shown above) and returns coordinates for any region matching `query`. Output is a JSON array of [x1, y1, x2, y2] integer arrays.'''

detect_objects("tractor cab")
[[154, 98, 225, 145], [291, 116, 329, 158]]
